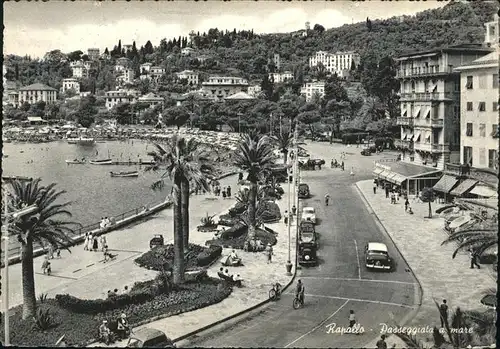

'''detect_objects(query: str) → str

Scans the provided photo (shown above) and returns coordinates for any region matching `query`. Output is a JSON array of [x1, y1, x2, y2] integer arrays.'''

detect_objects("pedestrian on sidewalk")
[[284, 211, 289, 225], [439, 299, 449, 328], [227, 186, 231, 197], [292, 205, 297, 215], [48, 244, 54, 259], [373, 183, 377, 194], [266, 243, 273, 263], [222, 189, 227, 199], [376, 335, 388, 349], [470, 249, 481, 269], [100, 235, 107, 251], [385, 185, 390, 198], [84, 232, 90, 251], [325, 193, 330, 206], [92, 234, 99, 251], [348, 310, 359, 334], [103, 245, 109, 263], [405, 198, 410, 212], [341, 161, 345, 171], [289, 211, 294, 224]]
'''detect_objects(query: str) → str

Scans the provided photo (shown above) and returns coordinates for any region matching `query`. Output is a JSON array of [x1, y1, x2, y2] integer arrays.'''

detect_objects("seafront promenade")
[[356, 179, 496, 347]]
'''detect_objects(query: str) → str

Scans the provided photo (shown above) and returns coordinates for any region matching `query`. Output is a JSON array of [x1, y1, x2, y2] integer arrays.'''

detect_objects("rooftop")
[[226, 92, 255, 100], [19, 83, 57, 91], [397, 44, 493, 60], [454, 51, 499, 70], [375, 161, 441, 178]]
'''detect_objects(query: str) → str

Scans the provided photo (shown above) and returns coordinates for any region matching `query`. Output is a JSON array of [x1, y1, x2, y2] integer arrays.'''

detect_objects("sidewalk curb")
[[354, 181, 424, 348], [2, 172, 238, 268]]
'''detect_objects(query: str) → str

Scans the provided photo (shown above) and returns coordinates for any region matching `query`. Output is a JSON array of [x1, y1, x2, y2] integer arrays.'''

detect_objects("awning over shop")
[[450, 179, 479, 196], [469, 185, 498, 198], [413, 132, 421, 142], [373, 161, 442, 186], [378, 170, 391, 180], [373, 167, 384, 176], [402, 109, 407, 117], [414, 108, 421, 118], [433, 175, 459, 193], [425, 109, 431, 118], [402, 133, 407, 140]]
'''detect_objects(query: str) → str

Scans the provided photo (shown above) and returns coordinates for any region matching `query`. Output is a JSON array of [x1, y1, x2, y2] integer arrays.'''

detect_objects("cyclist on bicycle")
[[296, 279, 305, 304]]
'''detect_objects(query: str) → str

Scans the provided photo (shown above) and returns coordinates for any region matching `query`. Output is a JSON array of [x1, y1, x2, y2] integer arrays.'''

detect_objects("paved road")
[[181, 143, 420, 348]]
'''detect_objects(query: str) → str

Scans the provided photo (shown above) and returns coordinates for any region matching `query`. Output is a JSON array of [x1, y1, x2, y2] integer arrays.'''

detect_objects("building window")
[[466, 102, 473, 111], [492, 124, 499, 138], [479, 123, 486, 137], [493, 102, 499, 112], [488, 149, 498, 169], [466, 76, 473, 89], [463, 146, 473, 165], [454, 80, 460, 92], [494, 74, 499, 89], [478, 74, 487, 89], [479, 148, 486, 166], [478, 102, 486, 112], [466, 123, 473, 137]]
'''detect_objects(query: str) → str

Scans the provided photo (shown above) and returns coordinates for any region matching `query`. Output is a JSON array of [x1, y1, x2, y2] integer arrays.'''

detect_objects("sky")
[[4, 1, 447, 58]]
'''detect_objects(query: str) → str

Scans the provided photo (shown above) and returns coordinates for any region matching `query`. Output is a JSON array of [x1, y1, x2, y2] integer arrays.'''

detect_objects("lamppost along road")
[[181, 142, 420, 348]]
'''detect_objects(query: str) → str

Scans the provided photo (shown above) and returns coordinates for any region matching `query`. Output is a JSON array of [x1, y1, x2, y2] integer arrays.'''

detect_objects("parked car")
[[149, 234, 164, 249], [364, 242, 392, 271], [301, 207, 317, 224], [298, 243, 317, 266], [298, 183, 310, 199], [361, 149, 371, 156], [299, 221, 317, 245], [127, 327, 175, 348]]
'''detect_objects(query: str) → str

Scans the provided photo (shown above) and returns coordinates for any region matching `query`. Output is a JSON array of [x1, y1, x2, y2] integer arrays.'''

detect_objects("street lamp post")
[[285, 164, 292, 276], [2, 185, 38, 347]]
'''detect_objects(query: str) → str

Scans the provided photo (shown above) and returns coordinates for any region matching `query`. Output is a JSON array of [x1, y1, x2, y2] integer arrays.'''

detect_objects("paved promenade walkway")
[[356, 180, 496, 345], [89, 180, 297, 346]]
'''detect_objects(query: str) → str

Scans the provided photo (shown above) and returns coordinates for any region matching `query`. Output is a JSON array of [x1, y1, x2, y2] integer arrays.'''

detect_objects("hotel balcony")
[[413, 117, 444, 128], [415, 142, 448, 153], [399, 92, 457, 101], [396, 65, 454, 79], [396, 117, 414, 126]]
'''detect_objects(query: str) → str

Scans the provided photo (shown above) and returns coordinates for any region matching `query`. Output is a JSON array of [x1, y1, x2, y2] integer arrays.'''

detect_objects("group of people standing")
[[84, 232, 107, 252], [99, 217, 113, 229], [213, 185, 232, 199]]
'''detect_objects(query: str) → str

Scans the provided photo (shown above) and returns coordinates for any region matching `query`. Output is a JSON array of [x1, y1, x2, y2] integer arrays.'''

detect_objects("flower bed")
[[134, 243, 215, 271], [206, 227, 277, 250], [1, 278, 232, 347]]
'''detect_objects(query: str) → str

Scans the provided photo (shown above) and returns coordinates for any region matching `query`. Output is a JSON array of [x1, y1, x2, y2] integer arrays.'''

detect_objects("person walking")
[[470, 249, 481, 269], [100, 235, 107, 252], [348, 310, 357, 332], [373, 183, 377, 194], [325, 193, 330, 206], [83, 232, 89, 251], [222, 189, 227, 199], [292, 205, 297, 215], [341, 161, 345, 171], [92, 234, 99, 251], [439, 299, 449, 328], [284, 210, 289, 225], [227, 186, 231, 197], [405, 198, 410, 212], [376, 335, 388, 349], [266, 243, 273, 263], [385, 185, 390, 198]]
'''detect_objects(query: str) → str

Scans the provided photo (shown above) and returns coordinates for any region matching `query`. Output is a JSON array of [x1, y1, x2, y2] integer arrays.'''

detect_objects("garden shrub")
[[134, 243, 207, 271], [33, 306, 56, 331], [218, 213, 239, 227], [260, 201, 281, 222], [228, 202, 246, 217], [196, 244, 222, 266], [206, 228, 277, 250], [220, 223, 247, 239]]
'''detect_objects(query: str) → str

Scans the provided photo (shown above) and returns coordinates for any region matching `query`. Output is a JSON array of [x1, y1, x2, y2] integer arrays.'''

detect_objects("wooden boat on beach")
[[89, 158, 113, 165], [110, 171, 139, 178], [65, 159, 86, 164], [67, 137, 95, 145]]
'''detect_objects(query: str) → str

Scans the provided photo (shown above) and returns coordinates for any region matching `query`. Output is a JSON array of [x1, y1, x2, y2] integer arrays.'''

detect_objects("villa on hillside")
[[309, 51, 360, 78], [300, 81, 325, 102], [201, 76, 249, 101], [18, 83, 58, 107], [269, 71, 293, 83], [62, 78, 80, 94], [181, 47, 195, 56], [176, 70, 199, 86], [140, 66, 166, 83], [138, 93, 164, 108], [105, 89, 137, 110], [115, 57, 132, 72]]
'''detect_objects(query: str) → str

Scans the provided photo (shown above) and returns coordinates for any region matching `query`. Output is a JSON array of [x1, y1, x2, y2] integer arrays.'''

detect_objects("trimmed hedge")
[[218, 214, 239, 227], [206, 228, 277, 250], [197, 245, 223, 266], [228, 202, 246, 217], [134, 243, 207, 271], [260, 201, 281, 223], [3, 278, 232, 347], [220, 223, 247, 240]]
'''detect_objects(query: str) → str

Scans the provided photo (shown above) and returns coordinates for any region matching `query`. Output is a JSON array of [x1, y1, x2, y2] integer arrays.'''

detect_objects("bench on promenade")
[[217, 272, 242, 287]]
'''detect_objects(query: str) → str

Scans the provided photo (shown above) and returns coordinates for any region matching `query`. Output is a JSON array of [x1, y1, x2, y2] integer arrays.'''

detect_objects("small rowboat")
[[110, 171, 139, 178], [89, 159, 113, 165], [66, 159, 86, 164]]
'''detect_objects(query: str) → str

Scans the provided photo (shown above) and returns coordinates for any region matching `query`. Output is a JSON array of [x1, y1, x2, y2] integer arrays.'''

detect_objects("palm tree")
[[441, 222, 498, 258], [233, 134, 275, 239], [419, 187, 435, 218], [272, 129, 294, 165], [147, 136, 212, 283], [6, 179, 78, 319]]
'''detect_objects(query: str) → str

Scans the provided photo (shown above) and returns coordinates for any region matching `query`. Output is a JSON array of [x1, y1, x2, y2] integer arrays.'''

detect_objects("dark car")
[[299, 222, 317, 245], [361, 149, 371, 156], [127, 327, 175, 348], [149, 234, 164, 249], [365, 242, 392, 271], [298, 244, 317, 266], [298, 183, 310, 199]]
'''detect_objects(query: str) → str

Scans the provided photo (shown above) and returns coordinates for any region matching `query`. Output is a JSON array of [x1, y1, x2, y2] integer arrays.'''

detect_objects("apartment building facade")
[[269, 71, 293, 83], [87, 48, 100, 61], [309, 51, 360, 77], [454, 17, 499, 170], [70, 61, 88, 78], [201, 76, 249, 101], [105, 90, 136, 110], [176, 70, 199, 85], [300, 81, 325, 102], [395, 45, 492, 170], [116, 68, 135, 86], [62, 78, 81, 94], [18, 83, 58, 106]]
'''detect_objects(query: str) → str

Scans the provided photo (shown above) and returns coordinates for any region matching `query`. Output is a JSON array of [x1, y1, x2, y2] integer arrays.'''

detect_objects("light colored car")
[[364, 242, 392, 271], [301, 207, 316, 224], [126, 327, 175, 348]]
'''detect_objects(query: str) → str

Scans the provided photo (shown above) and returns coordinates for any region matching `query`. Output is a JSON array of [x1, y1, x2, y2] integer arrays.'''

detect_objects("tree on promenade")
[[272, 129, 293, 165], [419, 187, 435, 218], [233, 133, 274, 240], [147, 136, 212, 283], [441, 222, 498, 258], [5, 179, 78, 320]]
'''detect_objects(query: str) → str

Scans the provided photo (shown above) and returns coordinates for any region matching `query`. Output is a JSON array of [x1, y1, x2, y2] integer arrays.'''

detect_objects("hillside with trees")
[[3, 1, 496, 135]]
